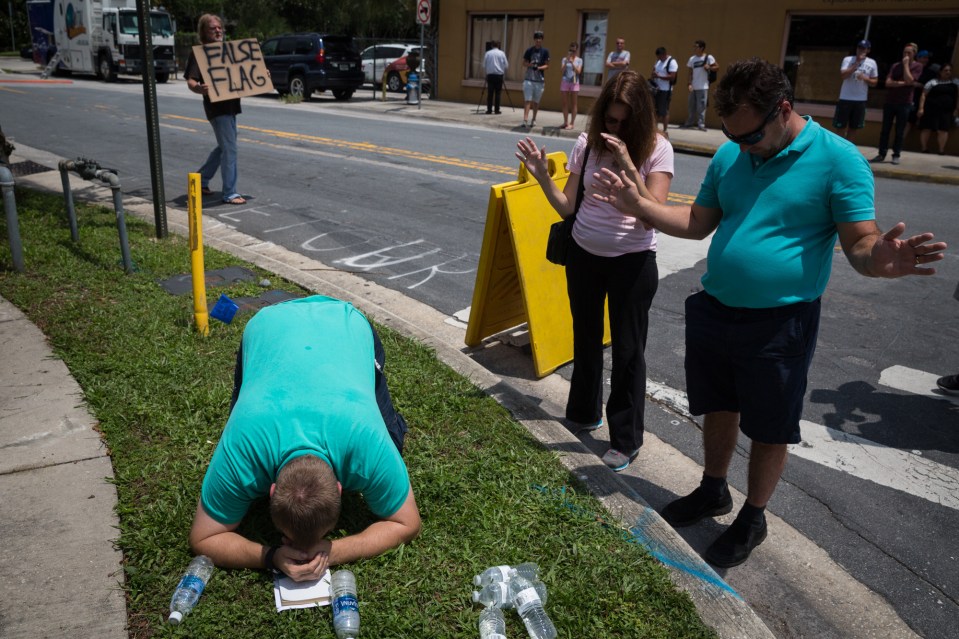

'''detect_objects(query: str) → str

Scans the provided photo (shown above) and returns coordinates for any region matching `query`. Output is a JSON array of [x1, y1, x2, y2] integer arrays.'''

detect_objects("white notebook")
[[274, 569, 332, 611]]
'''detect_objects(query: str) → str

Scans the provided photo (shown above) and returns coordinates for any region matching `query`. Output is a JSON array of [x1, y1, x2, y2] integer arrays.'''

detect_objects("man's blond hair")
[[270, 455, 341, 548]]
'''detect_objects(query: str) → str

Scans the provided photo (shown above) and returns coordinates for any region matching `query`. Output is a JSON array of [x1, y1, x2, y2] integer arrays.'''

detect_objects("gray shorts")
[[523, 80, 545, 103]]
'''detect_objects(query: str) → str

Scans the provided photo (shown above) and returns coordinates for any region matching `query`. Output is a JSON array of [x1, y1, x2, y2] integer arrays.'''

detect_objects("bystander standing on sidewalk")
[[522, 31, 550, 129], [483, 40, 508, 115], [605, 37, 631, 82], [871, 43, 923, 166], [559, 42, 583, 129], [833, 39, 878, 142], [681, 40, 717, 131], [652, 46, 679, 138]]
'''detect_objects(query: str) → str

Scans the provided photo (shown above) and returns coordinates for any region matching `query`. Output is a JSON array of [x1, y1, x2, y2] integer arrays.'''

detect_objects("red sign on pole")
[[416, 0, 431, 25]]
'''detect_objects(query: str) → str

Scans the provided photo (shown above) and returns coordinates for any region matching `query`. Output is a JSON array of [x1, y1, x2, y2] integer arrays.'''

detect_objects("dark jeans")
[[230, 324, 409, 453], [565, 241, 658, 454], [486, 74, 504, 113], [877, 103, 911, 157]]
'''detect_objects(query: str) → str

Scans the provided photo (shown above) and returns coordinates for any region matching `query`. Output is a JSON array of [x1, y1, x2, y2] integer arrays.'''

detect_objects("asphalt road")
[[2, 75, 958, 638]]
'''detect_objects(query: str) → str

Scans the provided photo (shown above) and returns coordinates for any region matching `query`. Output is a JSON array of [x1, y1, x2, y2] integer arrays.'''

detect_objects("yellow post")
[[188, 173, 210, 336]]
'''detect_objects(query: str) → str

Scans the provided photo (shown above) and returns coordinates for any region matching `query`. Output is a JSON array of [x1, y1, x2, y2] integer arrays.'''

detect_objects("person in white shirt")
[[681, 40, 718, 130], [483, 40, 509, 115], [605, 38, 630, 82], [652, 46, 679, 137], [833, 40, 879, 141]]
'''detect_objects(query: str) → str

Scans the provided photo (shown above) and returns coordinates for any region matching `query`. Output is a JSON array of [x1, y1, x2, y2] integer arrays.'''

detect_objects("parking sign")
[[416, 0, 431, 25]]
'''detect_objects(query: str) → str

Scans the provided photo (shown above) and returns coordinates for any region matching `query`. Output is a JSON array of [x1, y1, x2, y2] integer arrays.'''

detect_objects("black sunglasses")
[[721, 101, 783, 146]]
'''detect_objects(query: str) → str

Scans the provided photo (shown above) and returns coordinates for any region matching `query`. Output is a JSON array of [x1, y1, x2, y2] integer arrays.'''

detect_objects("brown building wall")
[[438, 0, 959, 153]]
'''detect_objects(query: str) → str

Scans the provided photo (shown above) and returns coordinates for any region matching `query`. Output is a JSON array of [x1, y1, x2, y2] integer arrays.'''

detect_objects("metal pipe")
[[58, 160, 80, 242], [0, 165, 24, 273], [57, 158, 132, 273], [98, 170, 133, 274]]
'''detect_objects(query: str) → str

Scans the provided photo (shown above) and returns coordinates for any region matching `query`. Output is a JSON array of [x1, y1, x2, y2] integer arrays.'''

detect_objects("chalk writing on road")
[[211, 201, 475, 292]]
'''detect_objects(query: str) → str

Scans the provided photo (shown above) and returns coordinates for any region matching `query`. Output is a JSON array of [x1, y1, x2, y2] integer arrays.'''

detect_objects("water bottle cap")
[[472, 574, 482, 586], [471, 590, 480, 602], [168, 611, 183, 624]]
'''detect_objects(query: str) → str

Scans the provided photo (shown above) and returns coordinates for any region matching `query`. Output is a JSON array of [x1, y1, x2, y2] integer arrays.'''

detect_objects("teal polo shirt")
[[201, 296, 410, 524], [694, 117, 875, 308]]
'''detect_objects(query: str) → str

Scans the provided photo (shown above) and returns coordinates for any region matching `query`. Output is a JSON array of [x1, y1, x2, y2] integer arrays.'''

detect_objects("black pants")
[[564, 241, 658, 454], [877, 103, 911, 157], [230, 324, 409, 453], [486, 74, 504, 113]]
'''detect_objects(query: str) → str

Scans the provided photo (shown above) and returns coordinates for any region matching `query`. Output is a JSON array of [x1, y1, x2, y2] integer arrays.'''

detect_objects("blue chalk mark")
[[530, 484, 742, 600], [628, 508, 742, 600]]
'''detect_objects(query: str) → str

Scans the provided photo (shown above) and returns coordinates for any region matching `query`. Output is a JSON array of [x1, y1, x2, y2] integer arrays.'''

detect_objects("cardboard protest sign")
[[192, 39, 274, 102]]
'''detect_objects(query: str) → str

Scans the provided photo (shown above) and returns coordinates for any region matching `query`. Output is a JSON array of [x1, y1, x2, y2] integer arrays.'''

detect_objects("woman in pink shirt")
[[516, 71, 674, 471]]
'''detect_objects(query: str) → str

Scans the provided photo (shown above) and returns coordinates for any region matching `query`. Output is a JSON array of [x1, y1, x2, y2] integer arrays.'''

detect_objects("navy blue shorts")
[[684, 291, 821, 445]]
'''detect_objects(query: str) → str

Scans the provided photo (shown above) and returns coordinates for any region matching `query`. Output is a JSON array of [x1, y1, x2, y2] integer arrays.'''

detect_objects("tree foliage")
[[164, 0, 420, 40]]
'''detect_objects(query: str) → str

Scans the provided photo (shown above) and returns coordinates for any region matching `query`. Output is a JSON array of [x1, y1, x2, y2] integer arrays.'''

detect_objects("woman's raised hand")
[[515, 137, 549, 180]]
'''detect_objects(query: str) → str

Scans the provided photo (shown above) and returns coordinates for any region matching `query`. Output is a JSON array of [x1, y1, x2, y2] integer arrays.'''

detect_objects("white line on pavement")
[[647, 380, 959, 512], [879, 365, 959, 406]]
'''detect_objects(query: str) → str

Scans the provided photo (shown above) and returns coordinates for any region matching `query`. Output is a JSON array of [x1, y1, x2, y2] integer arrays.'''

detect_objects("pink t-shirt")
[[569, 133, 674, 257]]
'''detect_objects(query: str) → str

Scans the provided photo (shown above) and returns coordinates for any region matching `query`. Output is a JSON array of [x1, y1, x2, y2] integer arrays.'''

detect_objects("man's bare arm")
[[189, 501, 269, 570], [837, 220, 946, 278], [328, 488, 421, 565], [591, 167, 721, 239]]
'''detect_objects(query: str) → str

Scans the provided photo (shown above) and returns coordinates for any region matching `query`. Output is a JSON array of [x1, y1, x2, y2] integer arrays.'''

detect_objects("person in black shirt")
[[184, 14, 246, 205]]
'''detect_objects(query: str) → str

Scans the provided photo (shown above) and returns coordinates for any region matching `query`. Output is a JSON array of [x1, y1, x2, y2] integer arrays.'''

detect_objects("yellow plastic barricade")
[[466, 153, 610, 377]]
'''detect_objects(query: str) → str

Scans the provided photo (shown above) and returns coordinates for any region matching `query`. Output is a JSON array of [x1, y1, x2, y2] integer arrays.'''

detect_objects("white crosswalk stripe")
[[648, 377, 959, 512]]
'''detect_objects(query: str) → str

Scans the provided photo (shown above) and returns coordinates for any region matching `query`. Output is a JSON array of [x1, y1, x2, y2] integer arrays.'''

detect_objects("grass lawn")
[[0, 188, 716, 638]]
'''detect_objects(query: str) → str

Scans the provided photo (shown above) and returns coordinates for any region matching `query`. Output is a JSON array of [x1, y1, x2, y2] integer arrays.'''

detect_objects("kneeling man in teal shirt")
[[189, 295, 420, 581]]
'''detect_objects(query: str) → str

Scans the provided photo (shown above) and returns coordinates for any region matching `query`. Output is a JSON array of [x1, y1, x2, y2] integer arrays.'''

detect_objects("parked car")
[[360, 43, 420, 85], [382, 52, 431, 95], [261, 33, 364, 101]]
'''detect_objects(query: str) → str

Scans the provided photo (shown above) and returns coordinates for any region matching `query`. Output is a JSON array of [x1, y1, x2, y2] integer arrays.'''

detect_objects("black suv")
[[261, 33, 364, 101]]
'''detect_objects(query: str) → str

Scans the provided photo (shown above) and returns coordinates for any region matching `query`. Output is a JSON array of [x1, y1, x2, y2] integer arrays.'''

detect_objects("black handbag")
[[545, 145, 590, 265]]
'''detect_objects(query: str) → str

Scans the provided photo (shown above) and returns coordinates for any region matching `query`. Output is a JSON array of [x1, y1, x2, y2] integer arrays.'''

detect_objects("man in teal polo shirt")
[[591, 58, 946, 568], [189, 295, 420, 582]]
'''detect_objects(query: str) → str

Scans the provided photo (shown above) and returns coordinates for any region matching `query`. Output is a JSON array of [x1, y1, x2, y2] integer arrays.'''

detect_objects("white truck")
[[27, 0, 176, 82]]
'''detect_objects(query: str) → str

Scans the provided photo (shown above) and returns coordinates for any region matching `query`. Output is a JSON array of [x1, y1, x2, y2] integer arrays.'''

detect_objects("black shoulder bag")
[[545, 145, 591, 266]]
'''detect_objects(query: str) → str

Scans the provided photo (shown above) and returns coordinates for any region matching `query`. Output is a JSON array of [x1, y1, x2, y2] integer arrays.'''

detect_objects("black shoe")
[[704, 515, 767, 568], [485, 110, 493, 114], [494, 110, 502, 114], [937, 374, 959, 395], [869, 154, 885, 163], [661, 484, 733, 527]]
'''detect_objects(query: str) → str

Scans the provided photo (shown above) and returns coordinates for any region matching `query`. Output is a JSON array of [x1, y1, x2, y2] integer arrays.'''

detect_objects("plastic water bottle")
[[478, 606, 508, 639], [331, 569, 360, 639], [509, 575, 556, 639], [168, 555, 214, 624], [473, 579, 547, 609], [473, 562, 539, 587]]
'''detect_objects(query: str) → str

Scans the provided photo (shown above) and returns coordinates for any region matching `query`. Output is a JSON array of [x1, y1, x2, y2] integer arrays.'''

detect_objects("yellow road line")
[[164, 113, 695, 203]]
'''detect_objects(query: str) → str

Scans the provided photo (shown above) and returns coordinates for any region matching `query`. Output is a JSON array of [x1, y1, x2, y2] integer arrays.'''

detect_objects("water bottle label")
[[514, 587, 542, 615], [493, 566, 510, 580], [177, 575, 205, 597], [333, 594, 359, 615], [488, 635, 507, 639]]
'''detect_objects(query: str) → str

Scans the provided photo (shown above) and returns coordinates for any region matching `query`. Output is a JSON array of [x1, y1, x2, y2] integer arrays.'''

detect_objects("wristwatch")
[[264, 545, 286, 577]]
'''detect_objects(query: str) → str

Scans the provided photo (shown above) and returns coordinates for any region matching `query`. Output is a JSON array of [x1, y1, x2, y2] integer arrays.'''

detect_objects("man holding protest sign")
[[185, 14, 247, 205]]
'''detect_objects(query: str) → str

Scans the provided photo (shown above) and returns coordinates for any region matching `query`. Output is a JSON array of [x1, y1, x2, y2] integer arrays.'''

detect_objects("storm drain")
[[6, 160, 54, 177]]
